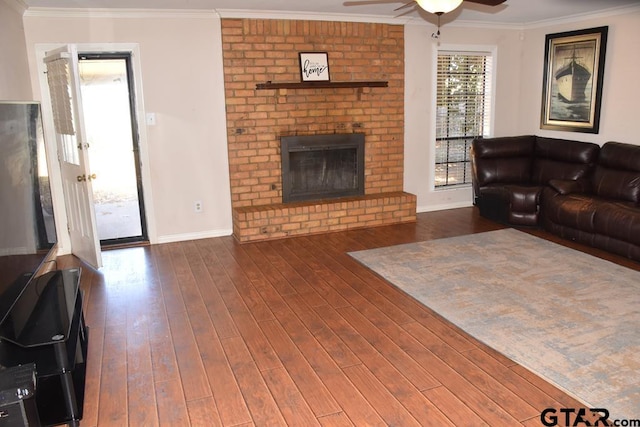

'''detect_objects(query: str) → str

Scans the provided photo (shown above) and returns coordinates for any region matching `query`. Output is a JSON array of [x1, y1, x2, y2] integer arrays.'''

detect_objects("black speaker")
[[0, 364, 40, 427]]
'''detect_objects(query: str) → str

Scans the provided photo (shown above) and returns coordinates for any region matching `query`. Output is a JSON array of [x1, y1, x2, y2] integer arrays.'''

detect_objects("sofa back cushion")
[[531, 137, 600, 185], [592, 142, 640, 204], [472, 136, 535, 187]]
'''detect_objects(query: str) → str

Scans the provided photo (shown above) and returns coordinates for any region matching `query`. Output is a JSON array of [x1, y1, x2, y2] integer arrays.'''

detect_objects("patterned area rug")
[[349, 229, 640, 419]]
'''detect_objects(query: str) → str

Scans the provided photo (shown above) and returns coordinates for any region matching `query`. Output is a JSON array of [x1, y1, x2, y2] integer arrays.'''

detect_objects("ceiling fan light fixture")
[[415, 0, 463, 14]]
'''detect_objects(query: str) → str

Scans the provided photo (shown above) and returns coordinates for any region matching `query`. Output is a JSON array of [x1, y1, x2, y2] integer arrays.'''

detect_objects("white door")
[[43, 45, 102, 268]]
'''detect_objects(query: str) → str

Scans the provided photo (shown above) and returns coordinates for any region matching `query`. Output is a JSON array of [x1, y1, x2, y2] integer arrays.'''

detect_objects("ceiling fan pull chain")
[[431, 12, 442, 39]]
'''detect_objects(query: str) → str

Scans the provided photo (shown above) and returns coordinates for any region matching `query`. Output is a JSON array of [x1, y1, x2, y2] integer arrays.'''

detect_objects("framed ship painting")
[[540, 26, 608, 133]]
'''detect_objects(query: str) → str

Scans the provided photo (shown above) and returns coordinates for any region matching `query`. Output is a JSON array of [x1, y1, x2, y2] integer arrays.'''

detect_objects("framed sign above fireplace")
[[299, 52, 330, 82]]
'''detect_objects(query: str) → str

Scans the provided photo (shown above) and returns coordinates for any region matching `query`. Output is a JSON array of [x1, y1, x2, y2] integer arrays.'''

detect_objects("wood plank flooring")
[[56, 207, 639, 426]]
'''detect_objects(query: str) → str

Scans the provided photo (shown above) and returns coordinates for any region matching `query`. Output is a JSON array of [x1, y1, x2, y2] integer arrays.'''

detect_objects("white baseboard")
[[417, 200, 473, 213], [156, 229, 233, 244]]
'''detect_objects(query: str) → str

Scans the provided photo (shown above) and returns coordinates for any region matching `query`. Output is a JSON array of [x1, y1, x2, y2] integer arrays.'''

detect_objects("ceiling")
[[22, 0, 640, 26]]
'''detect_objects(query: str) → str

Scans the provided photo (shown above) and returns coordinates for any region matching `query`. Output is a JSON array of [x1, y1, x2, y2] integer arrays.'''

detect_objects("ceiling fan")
[[395, 0, 507, 15], [408, 0, 507, 37], [345, 0, 507, 37]]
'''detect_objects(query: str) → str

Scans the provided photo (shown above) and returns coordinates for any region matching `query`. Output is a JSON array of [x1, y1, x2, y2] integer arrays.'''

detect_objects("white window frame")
[[431, 44, 497, 191]]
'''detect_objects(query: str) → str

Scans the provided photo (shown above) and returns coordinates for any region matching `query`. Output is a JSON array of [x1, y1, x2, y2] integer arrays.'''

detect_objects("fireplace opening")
[[281, 134, 365, 203]]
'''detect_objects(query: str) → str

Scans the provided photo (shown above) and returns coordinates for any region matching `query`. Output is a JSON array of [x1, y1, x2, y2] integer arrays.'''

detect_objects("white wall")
[[405, 7, 640, 213], [0, 0, 32, 100], [519, 9, 640, 145], [404, 23, 524, 212], [23, 10, 233, 244]]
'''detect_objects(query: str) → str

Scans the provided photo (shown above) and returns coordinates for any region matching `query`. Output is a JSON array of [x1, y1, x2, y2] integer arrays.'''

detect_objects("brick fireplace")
[[281, 133, 365, 203], [221, 18, 417, 242]]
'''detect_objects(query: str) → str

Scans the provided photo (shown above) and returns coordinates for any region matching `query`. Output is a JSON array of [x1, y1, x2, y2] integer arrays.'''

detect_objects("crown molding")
[[2, 0, 28, 14], [214, 9, 409, 25], [406, 3, 640, 31], [24, 7, 218, 19], [22, 3, 640, 28], [23, 6, 408, 24], [522, 4, 640, 29]]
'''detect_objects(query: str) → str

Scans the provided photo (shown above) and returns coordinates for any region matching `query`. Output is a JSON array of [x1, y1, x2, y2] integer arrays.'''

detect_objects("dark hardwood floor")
[[57, 207, 639, 426]]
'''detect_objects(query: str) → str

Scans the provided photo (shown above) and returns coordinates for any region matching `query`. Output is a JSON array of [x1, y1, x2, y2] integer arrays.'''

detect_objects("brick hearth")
[[233, 191, 416, 243], [221, 18, 416, 242]]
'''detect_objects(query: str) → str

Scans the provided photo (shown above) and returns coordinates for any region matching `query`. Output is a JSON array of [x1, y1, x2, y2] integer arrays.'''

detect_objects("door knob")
[[76, 174, 96, 182]]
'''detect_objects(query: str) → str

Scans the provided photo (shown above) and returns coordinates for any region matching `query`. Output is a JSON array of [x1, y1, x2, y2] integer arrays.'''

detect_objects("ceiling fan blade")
[[394, 7, 418, 18], [343, 0, 408, 5], [465, 0, 507, 6], [394, 1, 417, 11]]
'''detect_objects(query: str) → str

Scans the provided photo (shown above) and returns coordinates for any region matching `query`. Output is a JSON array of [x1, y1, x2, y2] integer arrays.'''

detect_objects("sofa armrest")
[[548, 179, 591, 195]]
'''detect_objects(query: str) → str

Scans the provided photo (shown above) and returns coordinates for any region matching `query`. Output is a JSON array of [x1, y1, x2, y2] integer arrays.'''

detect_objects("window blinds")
[[435, 51, 492, 187], [46, 58, 76, 136]]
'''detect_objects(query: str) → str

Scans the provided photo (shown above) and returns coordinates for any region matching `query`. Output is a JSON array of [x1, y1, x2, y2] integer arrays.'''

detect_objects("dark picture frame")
[[299, 52, 330, 82], [540, 26, 608, 133]]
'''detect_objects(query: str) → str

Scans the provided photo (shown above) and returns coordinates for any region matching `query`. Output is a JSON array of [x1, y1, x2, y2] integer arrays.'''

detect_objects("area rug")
[[349, 228, 640, 419]]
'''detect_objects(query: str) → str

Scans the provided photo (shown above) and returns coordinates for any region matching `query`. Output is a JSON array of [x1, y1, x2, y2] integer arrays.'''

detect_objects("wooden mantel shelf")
[[255, 81, 388, 90]]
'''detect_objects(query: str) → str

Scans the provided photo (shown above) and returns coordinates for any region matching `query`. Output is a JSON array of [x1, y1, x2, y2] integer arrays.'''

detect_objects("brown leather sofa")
[[471, 135, 640, 261], [471, 135, 600, 225]]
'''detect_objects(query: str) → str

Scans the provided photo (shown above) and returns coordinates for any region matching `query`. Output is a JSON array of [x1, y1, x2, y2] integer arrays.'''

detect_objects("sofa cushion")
[[592, 167, 640, 204], [593, 201, 640, 244], [599, 141, 640, 172], [508, 185, 542, 225], [532, 138, 599, 185], [473, 135, 536, 158], [536, 137, 600, 164], [472, 136, 535, 187], [548, 179, 591, 195], [542, 192, 598, 233], [592, 142, 640, 204], [509, 186, 541, 212], [476, 184, 542, 226]]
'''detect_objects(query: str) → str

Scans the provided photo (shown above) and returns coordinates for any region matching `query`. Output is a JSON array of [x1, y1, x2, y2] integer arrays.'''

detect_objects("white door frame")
[[35, 42, 157, 255]]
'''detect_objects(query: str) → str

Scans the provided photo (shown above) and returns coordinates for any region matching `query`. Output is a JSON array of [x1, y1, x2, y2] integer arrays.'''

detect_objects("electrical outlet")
[[194, 200, 203, 213]]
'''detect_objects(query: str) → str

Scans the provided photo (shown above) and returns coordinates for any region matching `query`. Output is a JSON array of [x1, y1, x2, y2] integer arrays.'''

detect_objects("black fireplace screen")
[[281, 134, 365, 203]]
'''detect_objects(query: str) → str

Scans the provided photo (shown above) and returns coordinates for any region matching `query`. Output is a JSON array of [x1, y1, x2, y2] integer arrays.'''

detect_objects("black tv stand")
[[0, 268, 88, 426]]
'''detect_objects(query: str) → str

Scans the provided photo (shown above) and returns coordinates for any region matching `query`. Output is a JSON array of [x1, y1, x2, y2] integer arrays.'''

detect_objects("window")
[[435, 51, 493, 188]]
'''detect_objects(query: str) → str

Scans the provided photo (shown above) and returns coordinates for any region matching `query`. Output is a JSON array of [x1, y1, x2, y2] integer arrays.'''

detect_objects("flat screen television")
[[0, 102, 58, 319]]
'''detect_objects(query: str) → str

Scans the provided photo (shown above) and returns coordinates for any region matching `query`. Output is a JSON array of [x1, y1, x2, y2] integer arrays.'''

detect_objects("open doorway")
[[78, 53, 148, 246]]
